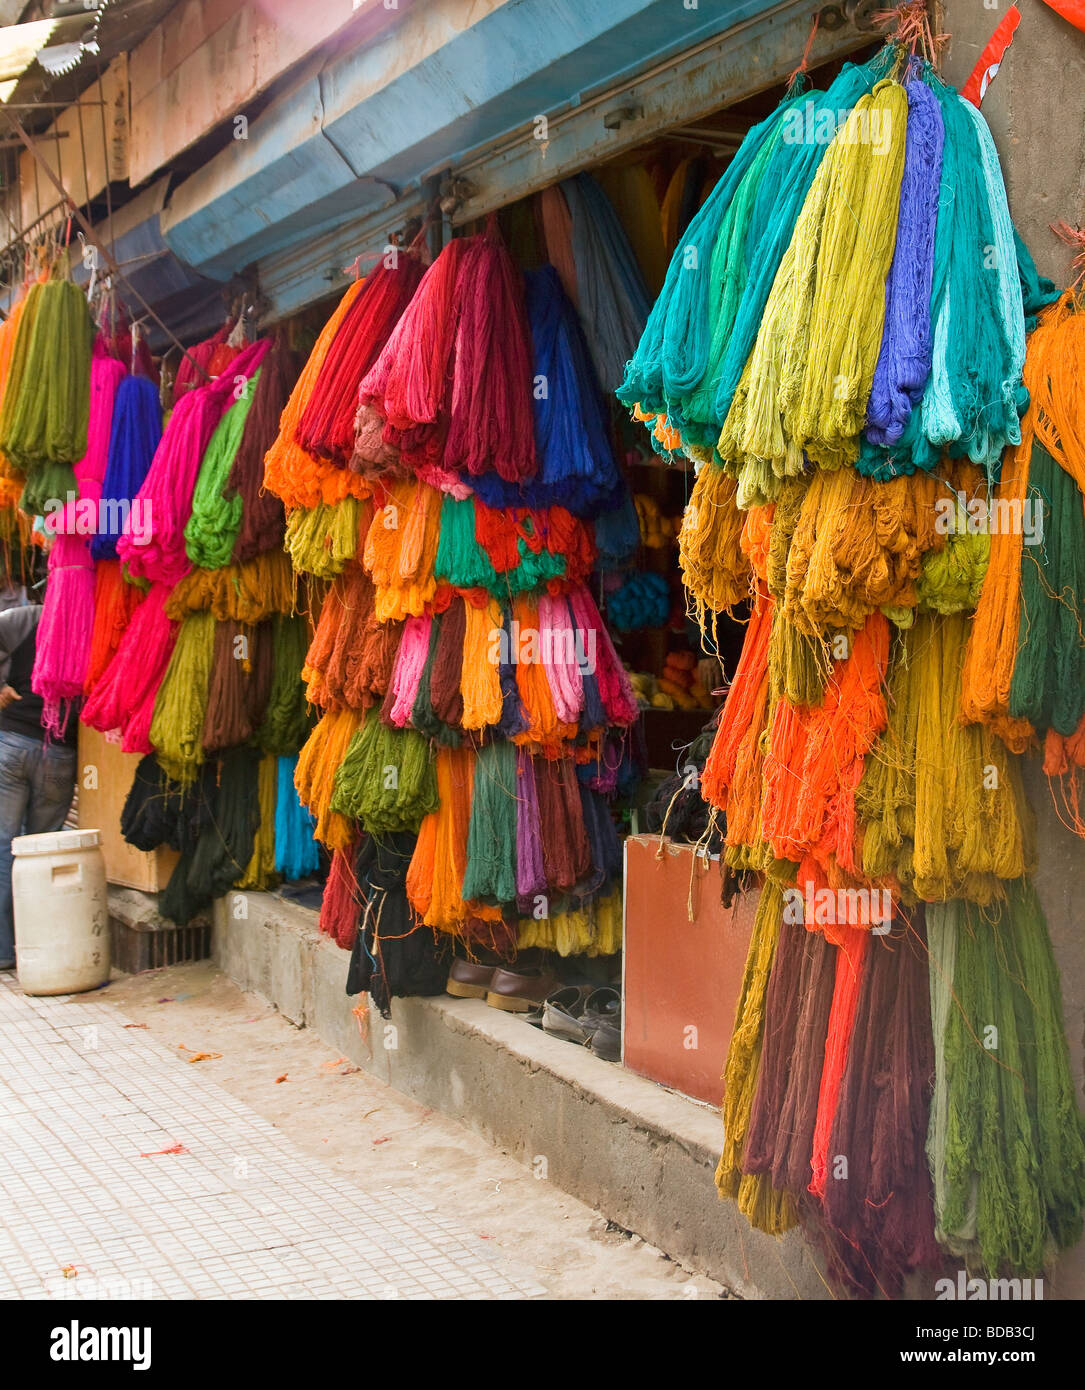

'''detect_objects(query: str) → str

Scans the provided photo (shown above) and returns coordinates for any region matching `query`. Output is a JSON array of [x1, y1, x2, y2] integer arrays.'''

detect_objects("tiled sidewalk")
[[0, 975, 545, 1300]]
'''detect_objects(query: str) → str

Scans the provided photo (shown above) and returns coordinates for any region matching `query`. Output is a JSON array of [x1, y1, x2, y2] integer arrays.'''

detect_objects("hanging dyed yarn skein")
[[618, 16, 1084, 1299]]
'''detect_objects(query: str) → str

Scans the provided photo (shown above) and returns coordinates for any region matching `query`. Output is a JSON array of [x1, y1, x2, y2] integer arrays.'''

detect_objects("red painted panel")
[[622, 835, 757, 1106]]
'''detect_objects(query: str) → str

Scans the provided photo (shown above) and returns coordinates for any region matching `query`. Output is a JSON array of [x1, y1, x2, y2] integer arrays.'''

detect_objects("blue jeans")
[[0, 730, 76, 964]]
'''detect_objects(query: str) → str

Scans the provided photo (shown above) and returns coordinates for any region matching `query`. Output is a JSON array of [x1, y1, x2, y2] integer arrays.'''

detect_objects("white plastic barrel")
[[12, 828, 109, 996]]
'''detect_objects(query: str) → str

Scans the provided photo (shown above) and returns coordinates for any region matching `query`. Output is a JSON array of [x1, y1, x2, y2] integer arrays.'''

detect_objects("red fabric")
[[961, 7, 1021, 106]]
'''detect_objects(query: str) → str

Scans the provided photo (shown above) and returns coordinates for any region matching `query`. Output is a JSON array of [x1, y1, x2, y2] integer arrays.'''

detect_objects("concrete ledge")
[[210, 889, 829, 1298], [108, 886, 210, 933]]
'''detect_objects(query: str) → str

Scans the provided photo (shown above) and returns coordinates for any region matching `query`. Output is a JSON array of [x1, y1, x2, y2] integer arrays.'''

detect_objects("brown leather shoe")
[[446, 959, 497, 999], [486, 966, 558, 1013]]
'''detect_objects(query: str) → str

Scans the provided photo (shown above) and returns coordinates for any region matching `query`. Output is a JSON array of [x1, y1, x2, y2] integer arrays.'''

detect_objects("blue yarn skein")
[[607, 570, 669, 631], [275, 755, 319, 880], [91, 374, 162, 561]]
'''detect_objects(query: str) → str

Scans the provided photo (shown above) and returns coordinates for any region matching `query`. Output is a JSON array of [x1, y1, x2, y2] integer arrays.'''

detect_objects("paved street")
[[0, 973, 544, 1301]]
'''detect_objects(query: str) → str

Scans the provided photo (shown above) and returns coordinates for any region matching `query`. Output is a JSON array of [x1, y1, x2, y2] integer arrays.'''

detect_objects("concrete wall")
[[942, 0, 1085, 1300], [943, 0, 1085, 292]]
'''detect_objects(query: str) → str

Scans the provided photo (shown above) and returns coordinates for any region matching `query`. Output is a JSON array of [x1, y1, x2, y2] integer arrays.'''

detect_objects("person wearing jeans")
[[0, 603, 77, 970]]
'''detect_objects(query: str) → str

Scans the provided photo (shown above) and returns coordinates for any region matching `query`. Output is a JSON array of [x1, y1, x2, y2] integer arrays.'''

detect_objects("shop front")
[[0, 0, 1082, 1301]]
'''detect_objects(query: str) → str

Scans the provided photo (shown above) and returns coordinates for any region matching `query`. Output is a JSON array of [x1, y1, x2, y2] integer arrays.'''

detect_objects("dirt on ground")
[[98, 961, 730, 1301]]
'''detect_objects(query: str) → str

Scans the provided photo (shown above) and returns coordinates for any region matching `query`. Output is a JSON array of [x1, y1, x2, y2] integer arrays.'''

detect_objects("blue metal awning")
[[151, 0, 869, 323], [159, 0, 790, 284]]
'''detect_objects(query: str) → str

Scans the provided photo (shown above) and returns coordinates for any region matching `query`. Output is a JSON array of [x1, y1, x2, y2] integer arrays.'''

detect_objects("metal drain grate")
[[110, 917, 211, 974]]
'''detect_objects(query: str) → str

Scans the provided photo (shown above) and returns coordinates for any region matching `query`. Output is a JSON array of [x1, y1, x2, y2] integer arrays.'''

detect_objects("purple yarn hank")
[[515, 748, 546, 902], [864, 74, 944, 447], [496, 611, 529, 738]]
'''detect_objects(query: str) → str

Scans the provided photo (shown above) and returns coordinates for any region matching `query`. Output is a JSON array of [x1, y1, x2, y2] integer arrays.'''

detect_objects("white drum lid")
[[12, 828, 101, 857]]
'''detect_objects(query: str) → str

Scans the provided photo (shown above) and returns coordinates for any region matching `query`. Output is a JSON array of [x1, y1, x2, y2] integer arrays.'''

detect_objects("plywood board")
[[77, 725, 177, 894], [622, 834, 756, 1106]]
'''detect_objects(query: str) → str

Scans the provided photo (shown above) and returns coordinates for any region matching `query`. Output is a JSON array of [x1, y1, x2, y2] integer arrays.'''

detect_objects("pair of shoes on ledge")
[[446, 962, 621, 1061], [447, 959, 556, 1012], [540, 984, 621, 1061]]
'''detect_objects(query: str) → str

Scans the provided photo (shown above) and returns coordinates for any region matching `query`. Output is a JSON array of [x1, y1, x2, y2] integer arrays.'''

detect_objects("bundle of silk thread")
[[467, 265, 623, 516], [120, 754, 215, 855], [295, 254, 424, 466], [227, 334, 292, 564], [318, 839, 361, 949], [184, 371, 262, 569], [283, 496, 367, 578], [275, 754, 319, 880], [344, 831, 452, 1013], [173, 323, 233, 397], [258, 613, 315, 755], [159, 746, 262, 924], [89, 373, 163, 561], [927, 884, 1085, 1275], [237, 753, 279, 890], [595, 162, 667, 295], [166, 549, 296, 625], [83, 560, 142, 691], [269, 219, 644, 956], [0, 283, 33, 481], [616, 32, 1084, 1299], [0, 278, 96, 508], [545, 173, 651, 391], [330, 708, 438, 833], [33, 344, 126, 736], [815, 915, 941, 1297], [82, 581, 179, 753], [149, 608, 216, 784], [960, 291, 1085, 834], [606, 570, 670, 631], [118, 337, 269, 588], [264, 279, 371, 510]]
